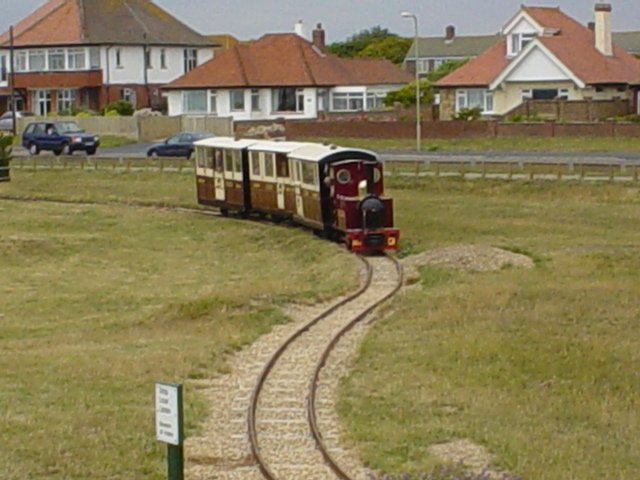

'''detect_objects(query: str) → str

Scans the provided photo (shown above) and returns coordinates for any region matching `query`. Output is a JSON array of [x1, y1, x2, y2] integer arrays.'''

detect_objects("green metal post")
[[167, 444, 184, 480]]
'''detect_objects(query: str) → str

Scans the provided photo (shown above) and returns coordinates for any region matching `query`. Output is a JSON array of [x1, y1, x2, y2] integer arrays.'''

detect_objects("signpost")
[[155, 382, 184, 480]]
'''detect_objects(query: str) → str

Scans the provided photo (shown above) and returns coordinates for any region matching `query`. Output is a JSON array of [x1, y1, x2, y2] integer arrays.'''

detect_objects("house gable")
[[490, 40, 585, 89]]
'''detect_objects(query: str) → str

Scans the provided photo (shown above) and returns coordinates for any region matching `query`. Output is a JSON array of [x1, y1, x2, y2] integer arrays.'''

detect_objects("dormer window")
[[509, 33, 536, 56]]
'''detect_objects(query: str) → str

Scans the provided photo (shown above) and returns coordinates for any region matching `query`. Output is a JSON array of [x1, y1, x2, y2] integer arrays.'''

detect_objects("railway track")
[[249, 254, 403, 480]]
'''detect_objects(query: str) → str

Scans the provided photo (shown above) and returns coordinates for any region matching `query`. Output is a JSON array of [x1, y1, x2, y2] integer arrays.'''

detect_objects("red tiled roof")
[[166, 33, 413, 89], [0, 0, 213, 47], [438, 6, 640, 88]]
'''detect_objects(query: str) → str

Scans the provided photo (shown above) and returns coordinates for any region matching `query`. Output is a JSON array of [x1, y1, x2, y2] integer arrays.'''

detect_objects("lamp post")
[[401, 12, 421, 151]]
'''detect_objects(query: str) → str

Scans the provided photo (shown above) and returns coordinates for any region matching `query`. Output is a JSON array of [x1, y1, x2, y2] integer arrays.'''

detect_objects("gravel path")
[[185, 256, 401, 480]]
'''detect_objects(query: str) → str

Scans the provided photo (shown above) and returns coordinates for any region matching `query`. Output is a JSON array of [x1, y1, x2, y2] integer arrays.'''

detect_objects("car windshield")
[[56, 122, 84, 134]]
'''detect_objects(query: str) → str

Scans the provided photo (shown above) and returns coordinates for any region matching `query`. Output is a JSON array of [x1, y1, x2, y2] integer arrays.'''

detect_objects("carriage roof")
[[287, 144, 378, 164], [247, 141, 310, 154], [194, 137, 259, 150]]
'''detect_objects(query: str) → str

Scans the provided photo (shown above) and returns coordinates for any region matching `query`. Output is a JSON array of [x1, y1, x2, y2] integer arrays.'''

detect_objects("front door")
[[213, 149, 225, 201], [34, 90, 51, 116]]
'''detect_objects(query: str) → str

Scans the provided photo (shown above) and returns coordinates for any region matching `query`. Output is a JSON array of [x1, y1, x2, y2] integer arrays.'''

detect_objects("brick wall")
[[509, 98, 630, 121], [284, 119, 640, 140]]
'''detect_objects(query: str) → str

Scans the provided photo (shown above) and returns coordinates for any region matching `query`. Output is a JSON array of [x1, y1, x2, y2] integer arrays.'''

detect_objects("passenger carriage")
[[193, 137, 399, 252]]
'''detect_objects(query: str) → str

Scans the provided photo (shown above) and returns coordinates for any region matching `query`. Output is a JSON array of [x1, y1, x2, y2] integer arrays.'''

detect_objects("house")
[[436, 4, 640, 120], [163, 24, 413, 121], [403, 26, 500, 76], [612, 31, 640, 57], [0, 0, 216, 115]]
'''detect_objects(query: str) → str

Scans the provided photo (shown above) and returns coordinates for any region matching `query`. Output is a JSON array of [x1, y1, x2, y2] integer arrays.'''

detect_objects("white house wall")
[[509, 17, 540, 35], [504, 47, 573, 83]]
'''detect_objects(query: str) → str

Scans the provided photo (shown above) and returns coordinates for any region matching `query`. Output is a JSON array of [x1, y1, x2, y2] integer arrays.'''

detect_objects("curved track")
[[249, 254, 403, 480]]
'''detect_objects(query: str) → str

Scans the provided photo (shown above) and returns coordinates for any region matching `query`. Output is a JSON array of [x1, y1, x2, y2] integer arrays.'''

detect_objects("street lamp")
[[401, 12, 421, 151]]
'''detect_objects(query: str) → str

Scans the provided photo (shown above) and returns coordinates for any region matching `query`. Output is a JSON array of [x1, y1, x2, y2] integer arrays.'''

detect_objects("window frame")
[[48, 49, 66, 71], [67, 48, 86, 70], [28, 50, 46, 72], [456, 89, 494, 114], [182, 90, 207, 114], [183, 48, 198, 73], [230, 90, 245, 112], [56, 89, 76, 113]]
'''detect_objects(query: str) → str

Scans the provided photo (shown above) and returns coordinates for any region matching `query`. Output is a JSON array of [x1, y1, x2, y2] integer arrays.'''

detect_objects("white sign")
[[155, 382, 182, 446]]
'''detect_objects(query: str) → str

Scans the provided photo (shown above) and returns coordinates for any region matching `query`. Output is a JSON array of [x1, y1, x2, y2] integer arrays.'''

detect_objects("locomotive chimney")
[[445, 25, 456, 41], [594, 3, 613, 56], [313, 23, 326, 51]]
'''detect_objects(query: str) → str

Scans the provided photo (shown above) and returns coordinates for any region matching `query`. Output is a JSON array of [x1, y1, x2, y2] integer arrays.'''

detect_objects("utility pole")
[[401, 12, 421, 151], [9, 26, 17, 137]]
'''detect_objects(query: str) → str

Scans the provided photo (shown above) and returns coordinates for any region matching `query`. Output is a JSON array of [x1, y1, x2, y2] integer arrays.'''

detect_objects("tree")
[[426, 58, 470, 82], [327, 26, 398, 58], [357, 36, 413, 65], [383, 79, 434, 107]]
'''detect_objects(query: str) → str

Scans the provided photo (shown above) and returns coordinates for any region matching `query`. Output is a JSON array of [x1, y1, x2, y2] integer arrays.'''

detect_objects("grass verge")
[[0, 170, 359, 479], [339, 177, 640, 479]]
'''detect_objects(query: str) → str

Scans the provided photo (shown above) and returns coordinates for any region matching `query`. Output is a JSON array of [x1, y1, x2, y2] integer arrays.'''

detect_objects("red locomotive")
[[193, 138, 399, 252]]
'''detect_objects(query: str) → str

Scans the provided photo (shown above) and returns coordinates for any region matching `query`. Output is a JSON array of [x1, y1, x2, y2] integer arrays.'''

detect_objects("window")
[[224, 150, 233, 172], [331, 92, 364, 112], [272, 87, 304, 112], [160, 49, 167, 69], [558, 88, 569, 100], [48, 49, 65, 71], [301, 161, 317, 185], [264, 153, 275, 178], [366, 92, 385, 110], [214, 149, 223, 172], [183, 48, 198, 72], [34, 89, 51, 116], [337, 169, 351, 184], [0, 56, 6, 82], [29, 50, 46, 71], [115, 48, 123, 68], [67, 48, 86, 70], [89, 48, 101, 69], [57, 89, 76, 113], [15, 52, 27, 72], [183, 90, 207, 113], [510, 33, 536, 56], [145, 48, 152, 69], [230, 90, 245, 111], [251, 152, 261, 176], [521, 89, 533, 100], [205, 148, 214, 169], [232, 150, 242, 174], [456, 89, 494, 113], [251, 89, 260, 112]]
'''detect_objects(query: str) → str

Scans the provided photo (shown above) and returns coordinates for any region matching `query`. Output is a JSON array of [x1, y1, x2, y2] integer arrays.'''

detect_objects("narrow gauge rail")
[[248, 254, 403, 480]]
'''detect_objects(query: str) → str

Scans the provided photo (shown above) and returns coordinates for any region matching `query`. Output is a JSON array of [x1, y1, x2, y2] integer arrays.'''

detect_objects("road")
[[12, 141, 640, 165]]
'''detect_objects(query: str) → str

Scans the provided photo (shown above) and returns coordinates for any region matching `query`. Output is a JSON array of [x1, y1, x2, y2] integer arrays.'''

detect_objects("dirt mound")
[[404, 245, 535, 279]]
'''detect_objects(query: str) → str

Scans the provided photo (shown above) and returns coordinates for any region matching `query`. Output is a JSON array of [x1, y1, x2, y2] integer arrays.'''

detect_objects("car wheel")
[[62, 143, 71, 156], [86, 148, 97, 156], [28, 143, 40, 156], [53, 149, 63, 156]]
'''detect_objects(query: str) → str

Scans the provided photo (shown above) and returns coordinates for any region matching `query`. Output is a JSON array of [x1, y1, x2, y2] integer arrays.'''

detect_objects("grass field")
[[339, 178, 640, 479], [299, 135, 640, 153], [0, 171, 359, 479]]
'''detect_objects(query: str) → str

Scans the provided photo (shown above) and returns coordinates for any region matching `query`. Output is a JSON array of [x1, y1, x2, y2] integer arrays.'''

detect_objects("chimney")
[[312, 23, 326, 51], [588, 21, 595, 32], [294, 20, 307, 39], [445, 25, 456, 41], [594, 3, 613, 56]]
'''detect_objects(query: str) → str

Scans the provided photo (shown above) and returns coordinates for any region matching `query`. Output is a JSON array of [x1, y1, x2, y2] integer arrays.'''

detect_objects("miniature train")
[[193, 138, 399, 252]]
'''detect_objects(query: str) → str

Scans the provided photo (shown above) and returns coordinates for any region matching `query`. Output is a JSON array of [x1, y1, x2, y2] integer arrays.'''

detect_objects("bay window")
[[272, 88, 304, 113], [67, 48, 86, 70], [331, 92, 364, 112], [456, 89, 494, 113], [183, 90, 207, 113]]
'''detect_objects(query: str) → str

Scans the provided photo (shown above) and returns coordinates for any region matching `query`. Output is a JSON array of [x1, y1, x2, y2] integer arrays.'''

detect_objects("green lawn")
[[339, 178, 640, 479], [298, 136, 640, 153], [0, 171, 359, 479]]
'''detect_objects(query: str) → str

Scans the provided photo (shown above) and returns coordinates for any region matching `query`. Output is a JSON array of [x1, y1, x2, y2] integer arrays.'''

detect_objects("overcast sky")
[[1, 0, 638, 42]]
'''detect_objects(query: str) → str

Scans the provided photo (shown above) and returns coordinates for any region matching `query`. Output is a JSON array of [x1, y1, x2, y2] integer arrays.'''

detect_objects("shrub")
[[453, 107, 483, 121], [383, 79, 434, 107], [104, 109, 121, 117], [0, 134, 13, 181], [102, 100, 134, 116]]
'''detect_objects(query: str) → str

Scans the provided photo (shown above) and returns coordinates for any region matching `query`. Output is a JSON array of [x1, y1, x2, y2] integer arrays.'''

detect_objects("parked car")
[[0, 111, 35, 132], [22, 121, 100, 155], [147, 132, 213, 159]]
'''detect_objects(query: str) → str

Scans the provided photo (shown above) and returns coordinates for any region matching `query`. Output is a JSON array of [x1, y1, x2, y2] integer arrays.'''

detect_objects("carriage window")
[[214, 149, 223, 172], [374, 167, 382, 183], [336, 169, 351, 184], [264, 153, 275, 178], [205, 149, 214, 169], [301, 162, 317, 185], [196, 149, 206, 169], [251, 151, 261, 176], [224, 150, 233, 172], [276, 154, 289, 178], [296, 161, 303, 182], [232, 150, 242, 174]]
